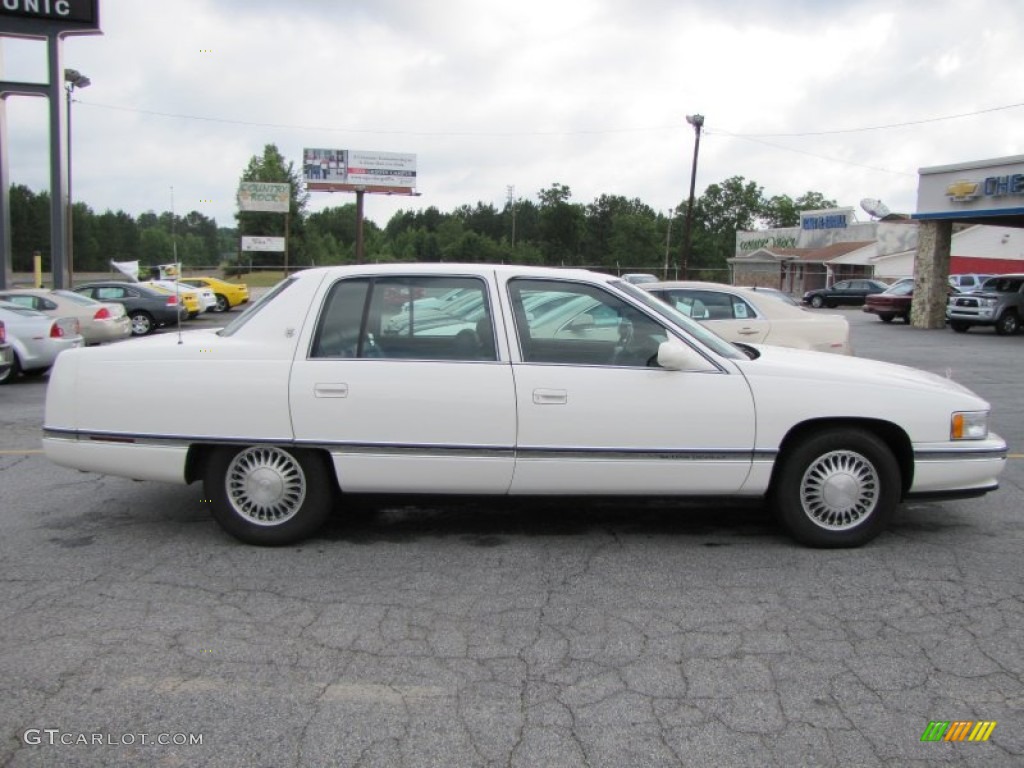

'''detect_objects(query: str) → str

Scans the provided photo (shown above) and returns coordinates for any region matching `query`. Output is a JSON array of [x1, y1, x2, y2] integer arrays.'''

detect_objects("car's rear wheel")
[[204, 445, 333, 545], [810, 295, 824, 309], [995, 311, 1020, 336], [214, 294, 230, 313], [129, 311, 155, 336], [950, 321, 969, 333], [773, 428, 900, 548], [879, 313, 895, 323]]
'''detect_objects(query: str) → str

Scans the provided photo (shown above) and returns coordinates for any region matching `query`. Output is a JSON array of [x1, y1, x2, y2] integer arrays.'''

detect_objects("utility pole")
[[681, 113, 704, 279]]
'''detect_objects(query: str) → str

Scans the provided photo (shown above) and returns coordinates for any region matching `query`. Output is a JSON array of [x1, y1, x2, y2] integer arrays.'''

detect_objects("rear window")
[[52, 289, 99, 306]]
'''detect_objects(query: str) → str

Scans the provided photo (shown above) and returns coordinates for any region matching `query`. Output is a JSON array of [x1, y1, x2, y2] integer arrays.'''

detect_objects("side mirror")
[[656, 339, 705, 371]]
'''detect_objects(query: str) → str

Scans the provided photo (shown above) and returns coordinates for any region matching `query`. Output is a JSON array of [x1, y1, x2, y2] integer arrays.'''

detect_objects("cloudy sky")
[[2, 0, 1021, 230]]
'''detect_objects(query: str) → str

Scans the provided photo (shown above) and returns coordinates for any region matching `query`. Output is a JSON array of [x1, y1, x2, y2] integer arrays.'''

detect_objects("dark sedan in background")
[[74, 281, 188, 336], [802, 278, 890, 308]]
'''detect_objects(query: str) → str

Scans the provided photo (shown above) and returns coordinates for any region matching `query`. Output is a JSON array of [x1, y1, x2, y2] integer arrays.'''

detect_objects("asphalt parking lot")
[[1, 307, 1022, 767]]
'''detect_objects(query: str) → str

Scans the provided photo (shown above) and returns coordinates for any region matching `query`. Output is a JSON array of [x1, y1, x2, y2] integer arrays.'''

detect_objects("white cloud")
[[2, 0, 1021, 232]]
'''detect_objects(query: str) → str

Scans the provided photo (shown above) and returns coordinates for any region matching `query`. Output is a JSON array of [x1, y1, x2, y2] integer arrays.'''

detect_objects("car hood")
[[735, 343, 984, 402]]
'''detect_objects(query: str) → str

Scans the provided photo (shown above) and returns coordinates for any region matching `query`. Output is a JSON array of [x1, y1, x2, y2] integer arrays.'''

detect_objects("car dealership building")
[[730, 155, 1024, 327]]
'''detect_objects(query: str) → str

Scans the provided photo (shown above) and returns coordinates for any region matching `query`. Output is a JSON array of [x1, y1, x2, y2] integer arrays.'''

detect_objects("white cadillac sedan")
[[43, 264, 1006, 548]]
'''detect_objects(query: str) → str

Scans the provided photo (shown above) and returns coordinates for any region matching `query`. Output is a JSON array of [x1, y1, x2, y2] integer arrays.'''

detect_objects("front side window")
[[95, 287, 126, 300], [509, 279, 668, 367], [312, 275, 497, 362]]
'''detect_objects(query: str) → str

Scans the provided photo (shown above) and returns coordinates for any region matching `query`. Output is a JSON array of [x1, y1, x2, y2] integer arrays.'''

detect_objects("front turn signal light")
[[951, 411, 989, 440]]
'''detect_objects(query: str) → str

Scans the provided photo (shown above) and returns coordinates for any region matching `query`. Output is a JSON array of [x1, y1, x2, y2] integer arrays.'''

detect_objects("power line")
[[706, 129, 918, 178], [718, 101, 1024, 137], [76, 97, 1024, 140], [75, 99, 669, 137]]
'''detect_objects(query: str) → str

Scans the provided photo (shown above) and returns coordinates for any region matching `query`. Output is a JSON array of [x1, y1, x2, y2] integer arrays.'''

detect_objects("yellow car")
[[142, 282, 202, 319], [180, 277, 250, 313]]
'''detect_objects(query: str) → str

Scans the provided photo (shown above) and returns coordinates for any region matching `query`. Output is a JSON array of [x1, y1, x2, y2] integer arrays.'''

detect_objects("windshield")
[[612, 280, 747, 361]]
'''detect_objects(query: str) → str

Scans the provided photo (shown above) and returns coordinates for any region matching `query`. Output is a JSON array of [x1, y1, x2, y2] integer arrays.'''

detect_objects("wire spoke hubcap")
[[226, 447, 306, 526], [799, 449, 879, 530]]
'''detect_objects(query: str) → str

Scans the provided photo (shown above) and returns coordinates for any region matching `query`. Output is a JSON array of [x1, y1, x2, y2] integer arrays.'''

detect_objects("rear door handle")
[[533, 388, 567, 405], [314, 383, 349, 398]]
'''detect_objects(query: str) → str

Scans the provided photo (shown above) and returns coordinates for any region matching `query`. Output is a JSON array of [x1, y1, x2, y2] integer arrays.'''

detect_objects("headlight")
[[981, 298, 998, 308], [951, 411, 989, 440]]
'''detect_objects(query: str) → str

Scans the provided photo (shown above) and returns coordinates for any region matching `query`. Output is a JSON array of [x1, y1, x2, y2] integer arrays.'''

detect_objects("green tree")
[[582, 195, 659, 269], [687, 176, 765, 278], [9, 184, 50, 271], [537, 183, 585, 265], [761, 190, 837, 228]]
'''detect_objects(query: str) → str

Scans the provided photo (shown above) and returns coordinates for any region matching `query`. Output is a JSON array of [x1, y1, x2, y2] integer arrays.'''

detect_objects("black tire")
[[129, 311, 155, 336], [950, 321, 969, 334], [214, 294, 230, 313], [204, 445, 334, 545], [0, 353, 20, 385], [772, 428, 900, 548], [810, 295, 824, 309], [995, 311, 1020, 336], [879, 314, 894, 323]]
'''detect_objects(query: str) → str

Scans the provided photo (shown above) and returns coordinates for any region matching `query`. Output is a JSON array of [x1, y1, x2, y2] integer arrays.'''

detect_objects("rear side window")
[[311, 275, 497, 362], [94, 287, 127, 300]]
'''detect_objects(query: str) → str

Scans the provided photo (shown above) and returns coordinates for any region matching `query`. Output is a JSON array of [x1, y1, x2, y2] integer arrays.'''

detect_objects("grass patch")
[[235, 271, 287, 287]]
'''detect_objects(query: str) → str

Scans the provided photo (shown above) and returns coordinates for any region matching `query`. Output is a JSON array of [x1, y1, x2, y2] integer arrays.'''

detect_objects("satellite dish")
[[860, 198, 891, 220]]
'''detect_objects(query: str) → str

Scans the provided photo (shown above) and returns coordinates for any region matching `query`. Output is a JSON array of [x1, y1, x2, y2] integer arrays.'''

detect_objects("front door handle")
[[533, 388, 567, 405], [314, 383, 349, 398]]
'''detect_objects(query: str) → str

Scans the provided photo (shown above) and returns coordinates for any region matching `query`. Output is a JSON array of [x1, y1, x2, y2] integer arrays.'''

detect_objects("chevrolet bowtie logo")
[[946, 180, 980, 201]]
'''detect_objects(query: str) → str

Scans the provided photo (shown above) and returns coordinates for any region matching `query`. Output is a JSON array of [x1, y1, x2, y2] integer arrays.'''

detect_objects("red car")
[[862, 279, 956, 323]]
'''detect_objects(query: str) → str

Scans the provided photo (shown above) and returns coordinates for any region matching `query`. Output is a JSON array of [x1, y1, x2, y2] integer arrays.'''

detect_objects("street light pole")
[[681, 113, 703, 280], [64, 68, 90, 287]]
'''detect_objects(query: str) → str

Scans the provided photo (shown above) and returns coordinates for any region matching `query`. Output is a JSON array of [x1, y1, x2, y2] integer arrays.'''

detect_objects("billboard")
[[0, 0, 100, 33], [241, 236, 285, 252], [237, 182, 290, 213], [303, 149, 417, 194]]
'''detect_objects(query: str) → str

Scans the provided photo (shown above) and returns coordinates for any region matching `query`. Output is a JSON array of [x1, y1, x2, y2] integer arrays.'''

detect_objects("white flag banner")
[[110, 260, 139, 281]]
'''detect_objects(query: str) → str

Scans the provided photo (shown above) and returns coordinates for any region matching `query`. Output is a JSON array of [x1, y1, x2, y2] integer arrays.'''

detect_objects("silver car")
[[0, 320, 13, 380], [0, 301, 84, 384], [0, 288, 130, 344]]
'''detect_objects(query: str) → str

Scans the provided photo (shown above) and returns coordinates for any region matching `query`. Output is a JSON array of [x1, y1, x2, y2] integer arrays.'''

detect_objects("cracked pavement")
[[1, 312, 1022, 767]]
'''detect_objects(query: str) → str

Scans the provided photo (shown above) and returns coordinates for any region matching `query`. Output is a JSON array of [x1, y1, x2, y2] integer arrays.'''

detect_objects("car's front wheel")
[[995, 311, 1020, 336], [773, 428, 900, 548], [204, 445, 334, 545], [810, 295, 824, 309], [879, 313, 895, 323], [950, 321, 970, 333]]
